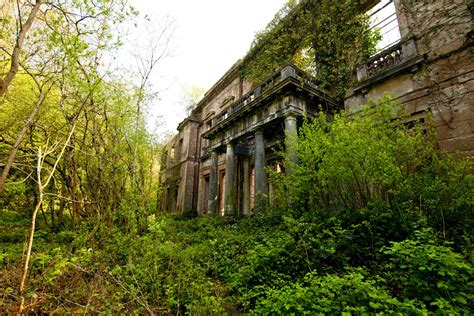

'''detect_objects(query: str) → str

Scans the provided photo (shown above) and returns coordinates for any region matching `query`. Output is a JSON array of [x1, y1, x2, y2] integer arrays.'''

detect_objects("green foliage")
[[2, 89, 472, 313], [254, 270, 425, 314], [2, 208, 473, 313], [73, 214, 228, 314], [2, 3, 473, 307], [241, 1, 300, 82], [383, 229, 474, 313], [242, 0, 380, 99], [0, 1, 165, 312], [274, 95, 473, 244]]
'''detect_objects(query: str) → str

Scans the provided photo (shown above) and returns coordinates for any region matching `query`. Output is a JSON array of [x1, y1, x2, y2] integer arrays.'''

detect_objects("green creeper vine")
[[241, 0, 380, 101]]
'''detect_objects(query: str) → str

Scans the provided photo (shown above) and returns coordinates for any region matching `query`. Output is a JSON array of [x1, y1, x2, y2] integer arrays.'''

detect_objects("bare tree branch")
[[18, 122, 76, 313]]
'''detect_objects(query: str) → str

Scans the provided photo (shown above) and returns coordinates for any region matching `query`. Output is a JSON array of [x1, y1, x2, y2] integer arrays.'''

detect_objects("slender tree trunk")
[[18, 124, 76, 313], [18, 148, 43, 313], [0, 0, 43, 97], [69, 136, 79, 230]]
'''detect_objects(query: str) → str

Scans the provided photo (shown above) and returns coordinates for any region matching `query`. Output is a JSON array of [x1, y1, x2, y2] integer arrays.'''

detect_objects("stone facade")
[[160, 0, 473, 215], [160, 64, 337, 215], [347, 0, 473, 154]]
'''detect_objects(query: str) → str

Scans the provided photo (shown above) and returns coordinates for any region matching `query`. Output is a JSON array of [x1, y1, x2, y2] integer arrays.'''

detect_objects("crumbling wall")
[[346, 0, 473, 154]]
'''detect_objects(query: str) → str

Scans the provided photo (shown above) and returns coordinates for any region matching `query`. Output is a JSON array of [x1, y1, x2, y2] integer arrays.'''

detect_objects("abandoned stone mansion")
[[159, 0, 473, 216]]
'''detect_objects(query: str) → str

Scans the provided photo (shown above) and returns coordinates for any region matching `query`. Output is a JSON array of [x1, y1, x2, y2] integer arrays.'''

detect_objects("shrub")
[[253, 270, 426, 314], [383, 229, 474, 313], [274, 95, 473, 243], [99, 216, 226, 314]]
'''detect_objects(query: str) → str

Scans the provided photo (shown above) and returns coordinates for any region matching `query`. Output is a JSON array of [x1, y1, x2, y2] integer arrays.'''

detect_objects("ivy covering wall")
[[241, 0, 380, 100]]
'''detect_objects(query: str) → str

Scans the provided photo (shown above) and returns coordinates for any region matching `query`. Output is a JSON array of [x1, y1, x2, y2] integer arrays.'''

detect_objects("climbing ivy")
[[241, 0, 380, 100]]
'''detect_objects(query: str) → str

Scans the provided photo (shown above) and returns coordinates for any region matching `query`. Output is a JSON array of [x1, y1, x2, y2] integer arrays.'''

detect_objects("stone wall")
[[161, 62, 254, 215], [160, 117, 202, 214], [200, 77, 252, 120], [162, 0, 474, 216], [346, 0, 474, 154]]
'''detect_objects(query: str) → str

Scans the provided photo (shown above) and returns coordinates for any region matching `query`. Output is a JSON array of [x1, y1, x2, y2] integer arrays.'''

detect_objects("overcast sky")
[[118, 0, 287, 137]]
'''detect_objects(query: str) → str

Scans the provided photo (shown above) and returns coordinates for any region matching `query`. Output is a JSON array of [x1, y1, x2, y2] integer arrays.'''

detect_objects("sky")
[[119, 0, 288, 137]]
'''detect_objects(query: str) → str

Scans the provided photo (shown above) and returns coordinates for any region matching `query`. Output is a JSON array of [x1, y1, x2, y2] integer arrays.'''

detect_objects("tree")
[[18, 123, 76, 313], [0, 0, 136, 195], [0, 0, 43, 97], [0, 70, 52, 194], [180, 86, 206, 115], [1, 0, 172, 235]]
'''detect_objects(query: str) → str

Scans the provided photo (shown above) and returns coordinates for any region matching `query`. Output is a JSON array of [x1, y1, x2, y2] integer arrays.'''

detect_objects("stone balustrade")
[[356, 38, 417, 82], [211, 64, 320, 127]]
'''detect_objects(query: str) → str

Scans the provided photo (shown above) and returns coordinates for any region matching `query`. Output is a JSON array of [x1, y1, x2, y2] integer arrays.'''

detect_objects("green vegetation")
[[241, 0, 380, 100], [0, 0, 163, 312], [1, 0, 473, 314], [2, 96, 472, 313]]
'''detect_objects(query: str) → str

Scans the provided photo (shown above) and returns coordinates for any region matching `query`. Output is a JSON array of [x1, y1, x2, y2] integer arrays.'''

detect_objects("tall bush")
[[274, 95, 473, 243]]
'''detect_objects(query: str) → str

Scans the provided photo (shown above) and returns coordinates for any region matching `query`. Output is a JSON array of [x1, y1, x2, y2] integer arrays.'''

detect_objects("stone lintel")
[[234, 143, 251, 157]]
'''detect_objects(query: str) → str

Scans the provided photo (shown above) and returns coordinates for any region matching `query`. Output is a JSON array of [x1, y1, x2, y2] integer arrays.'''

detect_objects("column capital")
[[254, 127, 264, 135], [284, 111, 298, 120]]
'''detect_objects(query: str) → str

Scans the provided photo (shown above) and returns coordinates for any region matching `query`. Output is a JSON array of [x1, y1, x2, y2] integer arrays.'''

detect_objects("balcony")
[[211, 64, 321, 127], [355, 38, 424, 91]]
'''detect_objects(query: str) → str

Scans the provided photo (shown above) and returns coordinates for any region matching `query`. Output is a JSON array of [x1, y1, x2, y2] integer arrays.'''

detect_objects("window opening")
[[202, 175, 210, 213], [179, 138, 184, 155], [368, 0, 401, 53]]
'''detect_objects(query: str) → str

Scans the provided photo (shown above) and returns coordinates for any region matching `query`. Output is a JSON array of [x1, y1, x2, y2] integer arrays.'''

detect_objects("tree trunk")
[[0, 0, 44, 97], [18, 124, 76, 313], [18, 147, 43, 313]]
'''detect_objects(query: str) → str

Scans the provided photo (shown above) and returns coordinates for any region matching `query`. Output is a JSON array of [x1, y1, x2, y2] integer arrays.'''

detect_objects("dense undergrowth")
[[1, 99, 473, 314]]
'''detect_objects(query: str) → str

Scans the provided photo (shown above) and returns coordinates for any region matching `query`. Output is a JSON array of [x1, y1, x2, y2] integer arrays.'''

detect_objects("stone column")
[[285, 114, 298, 165], [224, 142, 235, 215], [254, 129, 266, 212], [242, 158, 250, 215], [208, 150, 218, 214]]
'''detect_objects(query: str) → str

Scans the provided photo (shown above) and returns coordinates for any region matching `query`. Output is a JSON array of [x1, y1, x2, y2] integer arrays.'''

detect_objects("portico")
[[201, 64, 337, 214]]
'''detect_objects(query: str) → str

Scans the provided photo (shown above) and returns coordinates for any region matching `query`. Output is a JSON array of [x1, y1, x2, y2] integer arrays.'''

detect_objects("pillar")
[[242, 158, 250, 215], [208, 150, 218, 214], [224, 142, 235, 215], [285, 114, 298, 165], [254, 129, 266, 212]]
